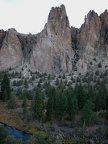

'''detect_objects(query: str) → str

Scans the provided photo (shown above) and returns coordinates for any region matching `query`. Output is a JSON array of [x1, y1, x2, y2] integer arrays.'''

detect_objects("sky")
[[0, 0, 107, 34]]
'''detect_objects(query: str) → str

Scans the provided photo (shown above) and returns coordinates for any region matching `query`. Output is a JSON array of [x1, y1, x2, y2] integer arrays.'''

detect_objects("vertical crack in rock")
[[0, 6, 108, 75]]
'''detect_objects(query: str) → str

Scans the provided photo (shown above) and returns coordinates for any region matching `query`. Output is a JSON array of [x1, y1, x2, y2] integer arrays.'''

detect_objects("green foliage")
[[98, 62, 102, 68], [0, 125, 9, 143], [54, 90, 68, 121], [16, 87, 23, 99], [55, 78, 59, 85], [74, 84, 86, 109], [95, 70, 99, 76], [46, 94, 54, 121], [5, 135, 23, 144], [7, 92, 17, 109], [106, 108, 108, 120], [1, 73, 11, 101], [31, 75, 35, 81], [67, 89, 78, 121], [24, 78, 28, 88], [27, 132, 61, 144], [22, 91, 27, 118], [32, 87, 44, 121], [81, 100, 95, 126], [95, 81, 107, 111], [59, 93, 68, 121]]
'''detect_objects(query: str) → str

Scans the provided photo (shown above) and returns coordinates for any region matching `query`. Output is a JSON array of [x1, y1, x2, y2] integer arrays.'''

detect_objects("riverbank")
[[0, 101, 39, 134], [0, 101, 107, 144]]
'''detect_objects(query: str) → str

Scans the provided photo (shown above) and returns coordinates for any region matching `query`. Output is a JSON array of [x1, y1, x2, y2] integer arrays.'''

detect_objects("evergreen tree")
[[1, 73, 11, 101], [16, 87, 23, 99], [22, 91, 27, 119], [74, 84, 85, 110], [87, 85, 94, 102], [95, 81, 107, 111], [7, 92, 17, 109], [24, 78, 28, 88], [67, 89, 78, 121], [46, 94, 54, 121], [81, 100, 95, 126], [32, 87, 44, 121], [55, 90, 68, 121]]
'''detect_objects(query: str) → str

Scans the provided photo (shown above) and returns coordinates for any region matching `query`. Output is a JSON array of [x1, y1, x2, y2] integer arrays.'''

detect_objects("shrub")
[[98, 63, 102, 68], [95, 70, 99, 76], [0, 125, 9, 143]]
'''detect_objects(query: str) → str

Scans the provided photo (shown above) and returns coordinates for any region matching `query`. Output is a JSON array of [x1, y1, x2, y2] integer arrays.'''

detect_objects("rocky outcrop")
[[0, 30, 6, 49], [72, 10, 108, 74], [0, 28, 23, 71], [30, 4, 73, 74], [0, 5, 73, 74], [0, 5, 108, 75]]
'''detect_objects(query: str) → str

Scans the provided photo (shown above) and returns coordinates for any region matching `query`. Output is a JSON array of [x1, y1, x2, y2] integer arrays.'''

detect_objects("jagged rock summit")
[[29, 4, 73, 74], [0, 5, 108, 75], [72, 9, 108, 74], [0, 4, 73, 74]]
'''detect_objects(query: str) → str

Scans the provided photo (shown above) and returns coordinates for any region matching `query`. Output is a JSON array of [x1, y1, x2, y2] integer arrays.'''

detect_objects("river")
[[0, 122, 32, 141]]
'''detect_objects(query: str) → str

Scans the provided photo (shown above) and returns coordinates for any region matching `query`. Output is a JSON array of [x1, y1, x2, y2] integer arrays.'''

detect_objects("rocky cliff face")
[[30, 5, 73, 74], [72, 10, 108, 74], [0, 28, 23, 71], [0, 5, 108, 75]]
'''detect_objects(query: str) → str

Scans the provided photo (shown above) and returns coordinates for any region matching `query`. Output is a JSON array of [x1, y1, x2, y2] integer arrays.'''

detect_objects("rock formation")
[[72, 10, 108, 74], [0, 5, 108, 75], [29, 4, 73, 74], [0, 28, 23, 71]]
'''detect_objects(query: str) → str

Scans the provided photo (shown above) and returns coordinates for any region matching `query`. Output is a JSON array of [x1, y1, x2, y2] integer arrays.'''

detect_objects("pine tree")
[[46, 94, 54, 121], [32, 87, 44, 121], [24, 78, 28, 88], [67, 89, 78, 121], [81, 100, 95, 126], [95, 81, 107, 111], [7, 92, 16, 109], [59, 93, 68, 121], [55, 90, 68, 121], [22, 91, 27, 119], [74, 83, 85, 110], [1, 73, 11, 101]]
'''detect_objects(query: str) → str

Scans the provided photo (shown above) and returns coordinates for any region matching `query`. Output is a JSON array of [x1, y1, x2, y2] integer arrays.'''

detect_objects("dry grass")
[[0, 100, 38, 134]]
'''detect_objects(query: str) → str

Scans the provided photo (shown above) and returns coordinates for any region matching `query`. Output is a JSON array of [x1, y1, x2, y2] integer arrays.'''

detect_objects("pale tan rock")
[[0, 28, 23, 71], [30, 5, 74, 74]]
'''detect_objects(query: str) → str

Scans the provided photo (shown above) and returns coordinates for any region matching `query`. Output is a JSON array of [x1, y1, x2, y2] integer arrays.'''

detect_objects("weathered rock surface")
[[0, 30, 6, 49], [0, 28, 23, 71], [30, 5, 73, 74], [72, 10, 108, 74], [0, 5, 73, 74], [0, 5, 108, 75]]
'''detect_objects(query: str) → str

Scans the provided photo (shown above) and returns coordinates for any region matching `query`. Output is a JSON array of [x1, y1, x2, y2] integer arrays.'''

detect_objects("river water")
[[0, 122, 32, 141]]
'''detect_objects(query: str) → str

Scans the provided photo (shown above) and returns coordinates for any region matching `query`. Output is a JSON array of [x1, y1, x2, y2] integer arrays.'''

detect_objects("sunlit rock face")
[[0, 28, 23, 71], [72, 10, 108, 74], [30, 4, 73, 74], [0, 5, 108, 75]]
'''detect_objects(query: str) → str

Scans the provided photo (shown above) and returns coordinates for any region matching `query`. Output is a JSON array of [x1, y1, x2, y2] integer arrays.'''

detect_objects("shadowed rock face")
[[0, 30, 6, 49], [0, 5, 108, 74], [72, 10, 108, 74]]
